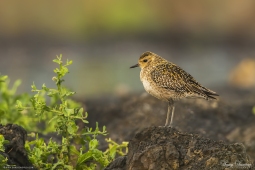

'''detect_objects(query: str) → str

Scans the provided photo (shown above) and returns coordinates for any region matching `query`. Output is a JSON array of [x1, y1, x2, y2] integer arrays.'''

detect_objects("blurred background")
[[0, 0, 255, 98]]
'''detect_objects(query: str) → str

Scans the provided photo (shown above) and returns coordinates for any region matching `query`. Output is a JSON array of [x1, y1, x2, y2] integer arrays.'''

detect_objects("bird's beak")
[[130, 64, 139, 68]]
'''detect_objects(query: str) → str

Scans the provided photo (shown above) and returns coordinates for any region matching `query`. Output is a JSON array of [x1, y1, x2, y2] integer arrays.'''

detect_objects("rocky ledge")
[[105, 126, 254, 170]]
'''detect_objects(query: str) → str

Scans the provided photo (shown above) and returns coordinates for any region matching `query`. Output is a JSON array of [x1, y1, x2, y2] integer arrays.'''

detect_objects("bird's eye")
[[143, 59, 148, 62]]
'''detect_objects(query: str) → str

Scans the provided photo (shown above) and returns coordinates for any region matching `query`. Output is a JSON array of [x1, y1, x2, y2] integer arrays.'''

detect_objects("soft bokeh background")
[[0, 1, 255, 98]]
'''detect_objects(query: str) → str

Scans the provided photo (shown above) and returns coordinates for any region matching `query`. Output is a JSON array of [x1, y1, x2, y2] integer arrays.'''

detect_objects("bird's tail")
[[202, 87, 219, 100]]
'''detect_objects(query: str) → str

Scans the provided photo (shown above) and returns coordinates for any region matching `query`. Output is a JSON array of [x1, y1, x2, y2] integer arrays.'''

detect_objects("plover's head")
[[130, 51, 160, 69]]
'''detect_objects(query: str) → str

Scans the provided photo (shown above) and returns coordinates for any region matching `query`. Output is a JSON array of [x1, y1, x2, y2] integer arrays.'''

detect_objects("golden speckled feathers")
[[150, 63, 218, 100], [132, 51, 219, 101]]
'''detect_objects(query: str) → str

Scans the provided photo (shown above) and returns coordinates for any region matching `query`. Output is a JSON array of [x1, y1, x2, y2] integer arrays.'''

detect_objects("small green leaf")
[[16, 100, 22, 106], [77, 151, 92, 165], [16, 100, 23, 109], [65, 92, 75, 97], [89, 139, 98, 150], [51, 161, 66, 170], [67, 60, 73, 65], [65, 108, 74, 116], [70, 145, 79, 155], [103, 126, 106, 132], [53, 59, 61, 64], [11, 79, 22, 94], [48, 115, 58, 124], [109, 145, 117, 159], [47, 89, 58, 97], [43, 105, 51, 112], [54, 68, 60, 74], [31, 82, 37, 90], [42, 84, 49, 91], [67, 122, 78, 135], [0, 75, 8, 82]]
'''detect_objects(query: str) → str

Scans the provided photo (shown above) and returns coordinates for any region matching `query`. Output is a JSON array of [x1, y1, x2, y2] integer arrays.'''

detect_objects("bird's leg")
[[169, 104, 175, 127], [165, 103, 171, 126], [165, 100, 174, 127]]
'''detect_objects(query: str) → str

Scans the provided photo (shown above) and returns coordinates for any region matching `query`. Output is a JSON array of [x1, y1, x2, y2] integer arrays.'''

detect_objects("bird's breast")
[[140, 70, 154, 93], [141, 78, 153, 93], [140, 69, 176, 101]]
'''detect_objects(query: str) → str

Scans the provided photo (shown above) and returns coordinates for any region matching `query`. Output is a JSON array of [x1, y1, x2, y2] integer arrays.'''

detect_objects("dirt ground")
[[84, 86, 255, 168]]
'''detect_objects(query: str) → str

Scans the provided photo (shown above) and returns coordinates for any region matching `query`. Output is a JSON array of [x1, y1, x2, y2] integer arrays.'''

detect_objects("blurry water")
[[0, 40, 254, 98]]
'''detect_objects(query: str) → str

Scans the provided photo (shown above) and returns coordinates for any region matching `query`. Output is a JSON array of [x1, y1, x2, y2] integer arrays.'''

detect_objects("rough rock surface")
[[105, 126, 254, 170], [84, 87, 255, 164], [0, 124, 34, 170]]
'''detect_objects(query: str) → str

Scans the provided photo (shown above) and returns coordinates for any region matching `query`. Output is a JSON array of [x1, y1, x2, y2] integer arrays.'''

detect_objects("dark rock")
[[106, 126, 254, 170], [105, 156, 127, 170], [84, 87, 255, 163], [0, 124, 35, 170]]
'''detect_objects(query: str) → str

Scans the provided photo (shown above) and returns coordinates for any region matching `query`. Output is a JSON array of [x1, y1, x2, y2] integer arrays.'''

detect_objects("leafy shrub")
[[0, 75, 34, 131], [0, 55, 127, 169], [0, 135, 8, 167]]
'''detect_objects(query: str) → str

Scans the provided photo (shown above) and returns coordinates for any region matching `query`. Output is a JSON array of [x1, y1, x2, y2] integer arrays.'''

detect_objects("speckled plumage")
[[130, 51, 219, 126]]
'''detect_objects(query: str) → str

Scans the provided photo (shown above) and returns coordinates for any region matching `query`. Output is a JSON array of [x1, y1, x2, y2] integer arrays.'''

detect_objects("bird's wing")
[[151, 63, 218, 99]]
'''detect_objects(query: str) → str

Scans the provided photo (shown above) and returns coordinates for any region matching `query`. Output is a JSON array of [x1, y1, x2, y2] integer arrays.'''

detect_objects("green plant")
[[0, 135, 9, 167], [0, 74, 34, 131], [105, 138, 128, 160], [17, 55, 128, 169]]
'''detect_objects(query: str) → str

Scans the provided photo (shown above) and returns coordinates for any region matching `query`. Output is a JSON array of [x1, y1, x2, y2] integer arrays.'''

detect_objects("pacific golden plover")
[[130, 51, 218, 127]]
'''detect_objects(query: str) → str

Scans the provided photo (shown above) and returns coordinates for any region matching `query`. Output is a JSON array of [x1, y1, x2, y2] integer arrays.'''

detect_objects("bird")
[[130, 51, 218, 127]]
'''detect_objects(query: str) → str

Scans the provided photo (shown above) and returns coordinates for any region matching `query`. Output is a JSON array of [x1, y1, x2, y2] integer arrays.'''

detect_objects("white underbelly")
[[142, 79, 153, 93], [141, 79, 165, 100], [141, 78, 174, 101], [140, 71, 168, 101]]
